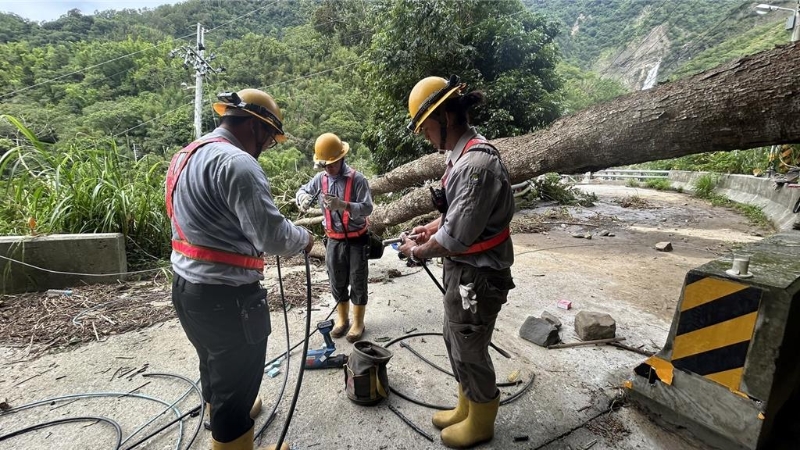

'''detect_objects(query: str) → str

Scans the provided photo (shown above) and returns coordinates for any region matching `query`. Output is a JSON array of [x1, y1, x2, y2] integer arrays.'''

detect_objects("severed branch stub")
[[547, 337, 625, 349]]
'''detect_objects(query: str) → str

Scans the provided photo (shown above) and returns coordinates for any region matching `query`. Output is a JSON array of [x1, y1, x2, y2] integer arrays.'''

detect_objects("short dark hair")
[[443, 91, 485, 126]]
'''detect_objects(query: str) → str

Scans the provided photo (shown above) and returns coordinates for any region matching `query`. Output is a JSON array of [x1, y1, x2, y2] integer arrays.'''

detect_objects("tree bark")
[[367, 43, 800, 235]]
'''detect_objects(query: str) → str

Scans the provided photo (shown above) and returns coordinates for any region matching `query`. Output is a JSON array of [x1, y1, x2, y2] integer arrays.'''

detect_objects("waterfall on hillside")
[[642, 60, 661, 90]]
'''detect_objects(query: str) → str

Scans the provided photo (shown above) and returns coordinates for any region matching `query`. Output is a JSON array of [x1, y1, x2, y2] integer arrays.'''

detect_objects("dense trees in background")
[[1, 0, 796, 264], [363, 0, 562, 171]]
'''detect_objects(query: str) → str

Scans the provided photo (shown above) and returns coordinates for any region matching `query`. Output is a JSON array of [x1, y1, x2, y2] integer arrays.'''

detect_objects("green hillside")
[[527, 0, 795, 82]]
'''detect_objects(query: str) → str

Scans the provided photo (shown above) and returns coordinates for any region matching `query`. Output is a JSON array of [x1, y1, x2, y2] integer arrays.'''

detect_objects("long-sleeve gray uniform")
[[296, 163, 373, 305], [434, 127, 516, 404], [171, 127, 309, 285]]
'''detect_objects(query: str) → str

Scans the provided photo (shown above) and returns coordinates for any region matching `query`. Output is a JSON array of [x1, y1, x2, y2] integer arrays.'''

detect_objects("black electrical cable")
[[399, 341, 519, 388], [123, 406, 201, 450], [256, 255, 297, 442], [387, 404, 434, 442], [255, 258, 337, 443], [1, 392, 180, 418], [255, 254, 292, 444], [384, 332, 535, 410], [274, 251, 314, 449], [122, 372, 204, 450], [420, 260, 445, 294], [0, 416, 122, 449]]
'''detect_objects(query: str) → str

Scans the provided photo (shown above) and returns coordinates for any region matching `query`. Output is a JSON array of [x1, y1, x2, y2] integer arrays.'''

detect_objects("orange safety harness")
[[442, 137, 511, 255], [322, 169, 368, 240], [165, 138, 265, 271]]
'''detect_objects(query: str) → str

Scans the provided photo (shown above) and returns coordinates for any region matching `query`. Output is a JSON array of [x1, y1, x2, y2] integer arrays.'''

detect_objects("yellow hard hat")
[[314, 133, 349, 168], [213, 88, 287, 143], [407, 75, 465, 133]]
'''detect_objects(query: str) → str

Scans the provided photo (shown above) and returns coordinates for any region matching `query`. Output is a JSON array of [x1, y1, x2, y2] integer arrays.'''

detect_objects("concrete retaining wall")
[[668, 171, 800, 232], [0, 233, 126, 294]]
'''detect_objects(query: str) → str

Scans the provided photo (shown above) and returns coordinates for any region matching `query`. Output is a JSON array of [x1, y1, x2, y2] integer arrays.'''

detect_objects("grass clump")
[[692, 174, 719, 199], [645, 178, 671, 191]]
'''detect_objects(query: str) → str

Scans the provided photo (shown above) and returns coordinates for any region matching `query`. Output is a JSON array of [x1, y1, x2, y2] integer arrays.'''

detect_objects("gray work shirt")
[[433, 127, 515, 270], [296, 163, 373, 234], [169, 127, 309, 286]]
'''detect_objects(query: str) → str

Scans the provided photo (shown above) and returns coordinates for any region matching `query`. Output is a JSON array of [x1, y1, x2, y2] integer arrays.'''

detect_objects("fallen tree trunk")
[[367, 43, 800, 235]]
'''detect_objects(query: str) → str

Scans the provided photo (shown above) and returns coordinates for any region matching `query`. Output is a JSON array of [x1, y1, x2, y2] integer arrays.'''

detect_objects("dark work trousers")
[[442, 259, 514, 403], [172, 274, 268, 442], [326, 236, 369, 305]]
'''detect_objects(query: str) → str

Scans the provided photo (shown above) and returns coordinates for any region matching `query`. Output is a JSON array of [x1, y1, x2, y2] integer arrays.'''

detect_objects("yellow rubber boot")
[[330, 301, 350, 338], [432, 384, 469, 430], [250, 398, 262, 419], [211, 425, 254, 449], [211, 426, 290, 450], [346, 304, 366, 343], [440, 393, 500, 448]]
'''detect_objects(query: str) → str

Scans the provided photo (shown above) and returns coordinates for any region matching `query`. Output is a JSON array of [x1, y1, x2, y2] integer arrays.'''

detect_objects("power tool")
[[304, 319, 348, 370]]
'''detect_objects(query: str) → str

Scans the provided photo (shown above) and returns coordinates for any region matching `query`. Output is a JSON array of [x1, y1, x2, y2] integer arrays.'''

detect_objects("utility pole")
[[170, 23, 225, 139], [193, 23, 204, 139]]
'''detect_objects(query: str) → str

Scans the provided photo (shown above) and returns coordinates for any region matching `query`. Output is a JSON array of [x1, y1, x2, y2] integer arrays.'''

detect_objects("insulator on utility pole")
[[169, 22, 224, 139]]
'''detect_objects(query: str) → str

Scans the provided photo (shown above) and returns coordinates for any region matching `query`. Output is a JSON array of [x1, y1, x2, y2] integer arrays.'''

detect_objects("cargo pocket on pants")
[[447, 322, 489, 364]]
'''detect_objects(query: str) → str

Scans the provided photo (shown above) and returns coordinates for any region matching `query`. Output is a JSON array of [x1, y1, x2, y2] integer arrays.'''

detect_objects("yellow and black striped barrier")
[[625, 232, 800, 450]]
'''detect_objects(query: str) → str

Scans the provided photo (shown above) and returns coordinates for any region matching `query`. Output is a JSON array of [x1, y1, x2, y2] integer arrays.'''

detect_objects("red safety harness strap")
[[322, 170, 368, 240], [166, 137, 265, 271], [460, 227, 511, 255]]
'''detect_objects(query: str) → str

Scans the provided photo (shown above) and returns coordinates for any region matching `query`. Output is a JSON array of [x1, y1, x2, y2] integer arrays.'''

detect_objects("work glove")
[[323, 194, 347, 212], [298, 193, 313, 212]]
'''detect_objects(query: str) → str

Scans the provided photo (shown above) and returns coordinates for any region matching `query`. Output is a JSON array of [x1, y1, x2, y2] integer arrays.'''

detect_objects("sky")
[[0, 1, 180, 23]]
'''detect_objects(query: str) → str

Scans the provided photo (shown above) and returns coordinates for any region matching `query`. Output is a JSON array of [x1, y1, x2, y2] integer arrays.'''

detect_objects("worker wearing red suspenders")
[[296, 133, 374, 343], [399, 76, 516, 449], [167, 89, 313, 450]]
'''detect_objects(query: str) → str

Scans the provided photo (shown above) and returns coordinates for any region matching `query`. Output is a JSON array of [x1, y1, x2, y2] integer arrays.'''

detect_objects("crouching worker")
[[167, 88, 314, 450], [398, 76, 516, 448], [296, 132, 374, 342]]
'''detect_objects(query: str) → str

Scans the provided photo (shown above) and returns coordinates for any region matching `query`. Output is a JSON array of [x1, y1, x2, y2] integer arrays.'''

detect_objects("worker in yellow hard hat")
[[296, 132, 374, 342], [167, 88, 313, 450], [398, 75, 516, 449]]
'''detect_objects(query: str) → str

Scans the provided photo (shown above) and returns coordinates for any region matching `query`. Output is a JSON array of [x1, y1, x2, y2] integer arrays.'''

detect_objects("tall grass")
[[0, 115, 170, 269], [692, 173, 718, 199]]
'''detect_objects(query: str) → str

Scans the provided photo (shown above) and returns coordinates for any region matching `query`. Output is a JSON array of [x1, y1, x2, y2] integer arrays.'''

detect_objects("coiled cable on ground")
[[0, 392, 183, 449], [384, 332, 535, 410], [0, 416, 123, 449], [121, 372, 204, 449]]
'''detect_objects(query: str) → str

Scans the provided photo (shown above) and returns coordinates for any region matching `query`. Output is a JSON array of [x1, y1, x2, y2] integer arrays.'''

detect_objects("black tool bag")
[[344, 341, 393, 406], [366, 231, 384, 260]]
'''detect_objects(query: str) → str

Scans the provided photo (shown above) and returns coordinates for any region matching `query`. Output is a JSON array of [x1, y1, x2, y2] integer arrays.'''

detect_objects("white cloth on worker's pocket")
[[459, 283, 477, 313]]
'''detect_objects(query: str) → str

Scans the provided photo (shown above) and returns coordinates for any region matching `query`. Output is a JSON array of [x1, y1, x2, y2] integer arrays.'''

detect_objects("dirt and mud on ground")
[[0, 184, 770, 450]]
